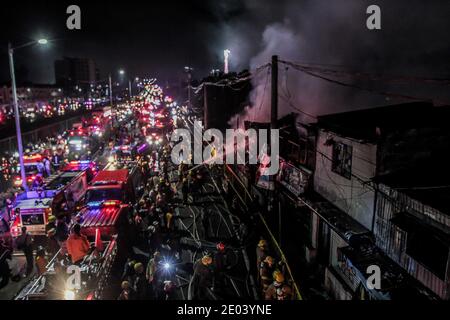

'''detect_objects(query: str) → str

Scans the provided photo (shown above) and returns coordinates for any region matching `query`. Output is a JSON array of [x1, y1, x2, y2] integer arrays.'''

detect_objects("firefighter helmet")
[[121, 281, 130, 289], [258, 239, 267, 248], [202, 254, 213, 266], [273, 270, 285, 283], [134, 262, 144, 272]]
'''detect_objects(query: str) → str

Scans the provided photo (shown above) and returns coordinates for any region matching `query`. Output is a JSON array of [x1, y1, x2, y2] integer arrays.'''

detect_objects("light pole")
[[118, 69, 132, 98], [8, 39, 48, 191], [128, 80, 132, 98]]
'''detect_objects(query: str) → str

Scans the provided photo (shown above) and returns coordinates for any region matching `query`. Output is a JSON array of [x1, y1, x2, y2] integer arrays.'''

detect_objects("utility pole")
[[271, 55, 278, 129], [184, 66, 193, 110], [270, 55, 281, 244], [203, 84, 208, 129], [187, 71, 192, 109]]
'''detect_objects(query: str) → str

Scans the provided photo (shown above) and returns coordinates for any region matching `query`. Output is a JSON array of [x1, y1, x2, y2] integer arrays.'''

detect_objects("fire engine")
[[13, 154, 44, 188]]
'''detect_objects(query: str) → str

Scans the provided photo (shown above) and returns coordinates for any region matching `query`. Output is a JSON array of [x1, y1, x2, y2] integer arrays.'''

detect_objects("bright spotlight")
[[38, 39, 48, 45]]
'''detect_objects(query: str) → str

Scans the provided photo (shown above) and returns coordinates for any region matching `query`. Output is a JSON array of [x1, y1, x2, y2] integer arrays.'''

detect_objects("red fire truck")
[[77, 169, 131, 238]]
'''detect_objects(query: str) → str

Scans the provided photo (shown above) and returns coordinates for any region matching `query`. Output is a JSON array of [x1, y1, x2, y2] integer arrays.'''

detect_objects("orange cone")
[[95, 228, 104, 252]]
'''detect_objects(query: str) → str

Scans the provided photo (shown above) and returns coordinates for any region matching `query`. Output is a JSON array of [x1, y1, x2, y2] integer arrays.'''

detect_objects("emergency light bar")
[[102, 200, 121, 207]]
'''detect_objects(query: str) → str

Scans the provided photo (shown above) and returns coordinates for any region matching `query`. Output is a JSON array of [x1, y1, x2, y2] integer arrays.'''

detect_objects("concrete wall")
[[314, 129, 377, 230]]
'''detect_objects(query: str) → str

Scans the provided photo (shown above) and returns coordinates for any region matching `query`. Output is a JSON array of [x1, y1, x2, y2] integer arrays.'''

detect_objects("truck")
[[10, 165, 91, 238], [67, 131, 99, 161], [12, 153, 44, 188], [77, 168, 135, 238]]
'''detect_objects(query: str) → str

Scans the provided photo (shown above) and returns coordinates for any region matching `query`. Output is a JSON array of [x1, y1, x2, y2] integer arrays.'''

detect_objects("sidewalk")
[[0, 253, 36, 300]]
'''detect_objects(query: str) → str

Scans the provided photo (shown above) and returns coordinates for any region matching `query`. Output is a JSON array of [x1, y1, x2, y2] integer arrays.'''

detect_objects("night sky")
[[1, 0, 449, 115]]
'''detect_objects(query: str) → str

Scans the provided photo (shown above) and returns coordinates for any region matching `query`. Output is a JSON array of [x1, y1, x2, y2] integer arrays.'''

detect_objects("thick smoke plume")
[[210, 0, 450, 127]]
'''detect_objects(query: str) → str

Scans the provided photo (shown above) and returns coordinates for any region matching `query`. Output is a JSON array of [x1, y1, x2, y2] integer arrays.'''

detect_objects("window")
[[332, 142, 353, 179]]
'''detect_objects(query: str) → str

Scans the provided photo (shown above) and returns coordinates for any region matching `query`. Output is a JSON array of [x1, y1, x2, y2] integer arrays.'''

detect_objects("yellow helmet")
[[134, 262, 144, 272], [202, 255, 213, 266], [258, 239, 267, 248], [273, 270, 285, 283], [121, 281, 130, 289], [48, 215, 56, 223]]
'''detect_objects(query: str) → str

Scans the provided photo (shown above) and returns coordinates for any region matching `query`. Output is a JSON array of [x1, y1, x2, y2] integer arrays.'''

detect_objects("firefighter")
[[256, 239, 269, 281], [264, 270, 293, 300], [259, 256, 275, 294], [193, 254, 214, 300]]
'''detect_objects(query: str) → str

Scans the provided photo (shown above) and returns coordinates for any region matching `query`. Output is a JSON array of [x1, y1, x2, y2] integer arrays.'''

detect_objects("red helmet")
[[216, 242, 225, 252]]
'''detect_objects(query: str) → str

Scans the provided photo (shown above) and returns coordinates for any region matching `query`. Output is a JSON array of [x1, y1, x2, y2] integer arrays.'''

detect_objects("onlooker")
[[66, 224, 90, 264], [118, 281, 134, 300], [16, 226, 34, 276]]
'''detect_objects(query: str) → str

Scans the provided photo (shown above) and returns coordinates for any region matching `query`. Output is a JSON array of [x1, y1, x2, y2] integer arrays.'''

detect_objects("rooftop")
[[316, 101, 450, 142]]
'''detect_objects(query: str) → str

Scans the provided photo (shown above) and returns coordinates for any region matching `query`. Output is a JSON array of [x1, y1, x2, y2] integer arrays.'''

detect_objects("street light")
[[8, 38, 48, 191], [118, 69, 125, 76]]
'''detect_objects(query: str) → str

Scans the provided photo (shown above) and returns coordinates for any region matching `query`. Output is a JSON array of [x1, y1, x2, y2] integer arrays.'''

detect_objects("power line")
[[281, 60, 450, 86], [280, 60, 450, 105]]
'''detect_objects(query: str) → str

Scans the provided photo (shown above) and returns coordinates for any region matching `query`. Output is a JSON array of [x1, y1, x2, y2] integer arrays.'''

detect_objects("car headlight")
[[64, 289, 75, 300]]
